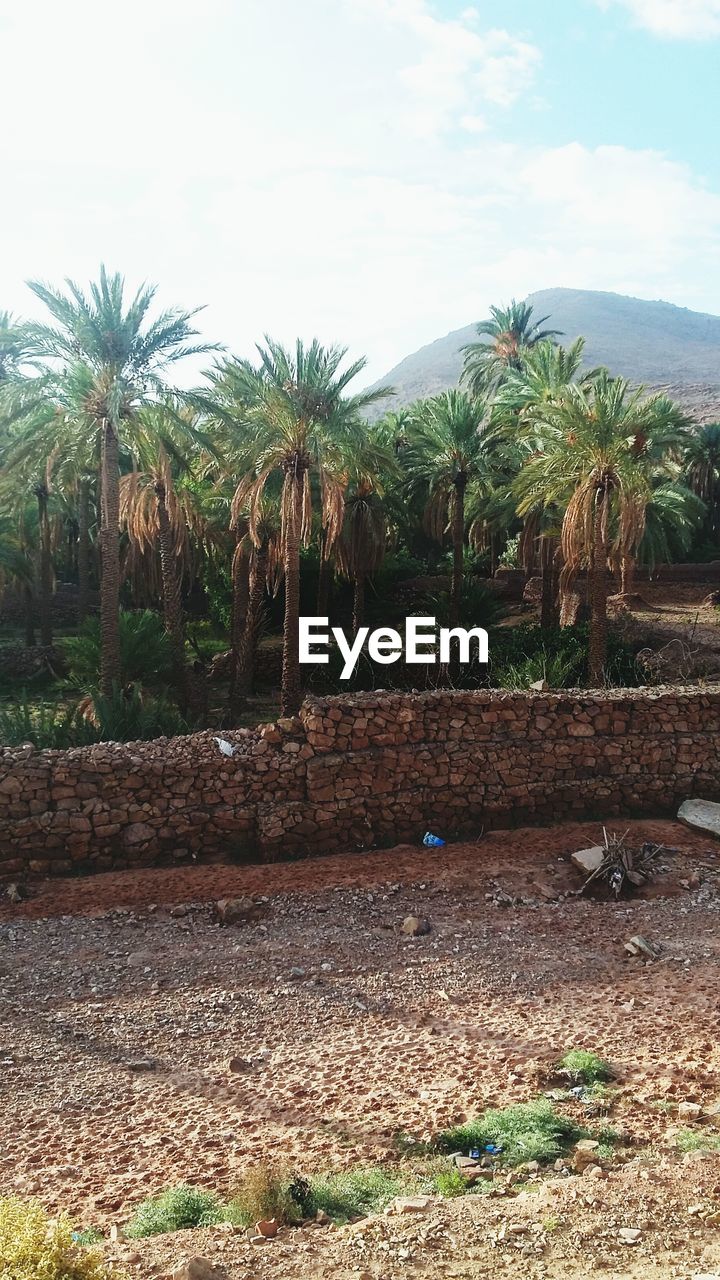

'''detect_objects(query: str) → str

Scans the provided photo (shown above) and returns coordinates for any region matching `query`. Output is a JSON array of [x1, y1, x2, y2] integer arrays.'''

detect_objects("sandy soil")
[[3, 819, 720, 1278]]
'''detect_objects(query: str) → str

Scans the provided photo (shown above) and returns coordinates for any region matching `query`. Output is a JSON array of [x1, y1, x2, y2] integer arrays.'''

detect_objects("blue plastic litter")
[[423, 831, 446, 847], [485, 1143, 503, 1155], [469, 1147, 481, 1159]]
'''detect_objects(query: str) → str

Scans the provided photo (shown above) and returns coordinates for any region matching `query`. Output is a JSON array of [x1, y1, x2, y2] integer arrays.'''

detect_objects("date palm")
[[23, 267, 217, 695], [462, 300, 562, 396], [119, 406, 211, 702], [683, 423, 720, 543], [405, 389, 493, 626], [336, 436, 395, 635], [225, 338, 390, 715], [515, 373, 685, 684]]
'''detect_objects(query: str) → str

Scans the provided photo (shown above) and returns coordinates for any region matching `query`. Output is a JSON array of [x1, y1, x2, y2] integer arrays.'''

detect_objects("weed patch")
[[438, 1099, 585, 1167]]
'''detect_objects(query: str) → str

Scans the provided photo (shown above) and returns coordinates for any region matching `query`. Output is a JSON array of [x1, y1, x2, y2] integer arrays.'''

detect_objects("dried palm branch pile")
[[579, 828, 671, 898]]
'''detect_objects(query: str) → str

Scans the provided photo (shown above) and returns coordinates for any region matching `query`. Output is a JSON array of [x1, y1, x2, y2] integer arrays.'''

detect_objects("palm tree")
[[462, 300, 562, 396], [405, 389, 492, 626], [23, 267, 217, 696], [232, 501, 281, 709], [683, 423, 720, 544], [515, 373, 685, 684], [225, 338, 390, 715], [0, 312, 34, 383], [336, 435, 395, 637], [495, 338, 597, 620]]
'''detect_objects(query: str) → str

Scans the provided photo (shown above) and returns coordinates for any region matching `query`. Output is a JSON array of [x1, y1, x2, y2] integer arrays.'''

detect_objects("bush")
[[437, 1100, 584, 1167], [0, 1196, 115, 1279], [0, 686, 186, 749], [433, 1169, 474, 1198], [63, 611, 172, 686], [226, 1167, 299, 1228], [675, 1129, 720, 1154], [0, 698, 97, 749], [297, 1169, 402, 1224], [124, 1185, 223, 1239], [88, 684, 187, 742], [557, 1050, 613, 1086], [488, 623, 642, 690]]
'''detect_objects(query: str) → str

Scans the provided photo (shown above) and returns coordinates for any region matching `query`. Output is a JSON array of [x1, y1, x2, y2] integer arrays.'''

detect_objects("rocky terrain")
[[366, 288, 720, 421], [3, 819, 720, 1278]]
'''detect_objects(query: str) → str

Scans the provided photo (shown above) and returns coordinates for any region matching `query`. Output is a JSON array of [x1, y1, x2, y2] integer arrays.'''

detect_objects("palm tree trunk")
[[450, 476, 466, 627], [588, 490, 609, 686], [36, 487, 53, 648], [99, 419, 121, 697], [77, 478, 91, 623], [620, 555, 635, 596], [540, 535, 557, 629], [316, 528, 332, 616], [281, 474, 303, 717], [234, 543, 268, 709], [229, 534, 250, 712], [352, 573, 365, 637], [156, 488, 186, 705]]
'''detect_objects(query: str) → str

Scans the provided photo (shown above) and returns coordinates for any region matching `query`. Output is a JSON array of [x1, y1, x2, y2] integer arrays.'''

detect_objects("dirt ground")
[[3, 818, 720, 1279]]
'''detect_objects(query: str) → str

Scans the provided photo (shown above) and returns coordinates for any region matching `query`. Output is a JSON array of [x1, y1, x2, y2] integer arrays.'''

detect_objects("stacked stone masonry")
[[1, 686, 719, 876]]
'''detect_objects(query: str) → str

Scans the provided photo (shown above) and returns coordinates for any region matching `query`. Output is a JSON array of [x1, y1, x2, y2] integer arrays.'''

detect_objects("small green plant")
[[0, 1196, 116, 1279], [226, 1167, 299, 1228], [542, 1214, 561, 1233], [557, 1050, 613, 1087], [299, 1169, 402, 1224], [438, 1099, 585, 1167], [433, 1169, 473, 1198], [125, 1185, 223, 1239], [0, 697, 97, 749], [675, 1129, 720, 1154], [63, 610, 172, 686]]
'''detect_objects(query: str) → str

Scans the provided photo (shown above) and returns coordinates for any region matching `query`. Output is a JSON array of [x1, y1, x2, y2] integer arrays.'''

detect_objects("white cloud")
[[0, 0, 719, 386], [347, 0, 541, 135], [599, 0, 720, 38]]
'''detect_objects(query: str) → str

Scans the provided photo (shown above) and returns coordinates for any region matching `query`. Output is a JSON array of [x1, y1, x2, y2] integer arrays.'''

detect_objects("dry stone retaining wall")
[[1, 686, 719, 876]]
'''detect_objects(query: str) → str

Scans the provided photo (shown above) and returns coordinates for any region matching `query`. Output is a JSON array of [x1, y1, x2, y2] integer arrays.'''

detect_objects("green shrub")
[[0, 697, 97, 749], [125, 1185, 223, 1239], [226, 1167, 299, 1227], [0, 685, 186, 749], [0, 1196, 116, 1279], [557, 1050, 613, 1086], [488, 623, 642, 690], [437, 1099, 585, 1167], [63, 611, 172, 686], [298, 1169, 402, 1224], [89, 684, 187, 742], [433, 1169, 473, 1198]]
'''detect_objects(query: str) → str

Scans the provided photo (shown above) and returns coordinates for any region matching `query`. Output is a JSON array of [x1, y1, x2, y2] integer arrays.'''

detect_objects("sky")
[[1, 0, 719, 384]]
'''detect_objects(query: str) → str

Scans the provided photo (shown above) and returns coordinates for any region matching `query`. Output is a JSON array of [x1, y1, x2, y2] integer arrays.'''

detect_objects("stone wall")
[[1, 686, 719, 877]]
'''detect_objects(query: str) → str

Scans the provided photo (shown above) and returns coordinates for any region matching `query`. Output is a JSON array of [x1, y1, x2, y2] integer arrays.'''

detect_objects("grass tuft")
[[557, 1050, 613, 1086], [437, 1099, 585, 1167], [299, 1169, 403, 1224], [125, 1185, 224, 1239]]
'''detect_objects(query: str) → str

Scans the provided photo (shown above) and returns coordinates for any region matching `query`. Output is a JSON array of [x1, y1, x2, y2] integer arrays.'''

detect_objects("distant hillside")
[[368, 288, 720, 421]]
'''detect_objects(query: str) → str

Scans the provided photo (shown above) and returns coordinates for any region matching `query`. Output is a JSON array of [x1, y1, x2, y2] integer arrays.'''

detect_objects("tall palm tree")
[[120, 401, 219, 704], [23, 267, 217, 696], [336, 434, 395, 636], [225, 338, 390, 715], [683, 423, 720, 543], [462, 300, 562, 396], [405, 389, 492, 625], [515, 373, 685, 684], [0, 312, 34, 383]]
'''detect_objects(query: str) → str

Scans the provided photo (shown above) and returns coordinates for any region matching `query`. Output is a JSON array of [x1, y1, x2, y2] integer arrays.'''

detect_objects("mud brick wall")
[[1, 686, 719, 876]]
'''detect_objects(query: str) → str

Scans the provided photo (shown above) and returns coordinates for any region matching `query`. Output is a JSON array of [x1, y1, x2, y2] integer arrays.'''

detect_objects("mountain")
[[367, 288, 720, 421]]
